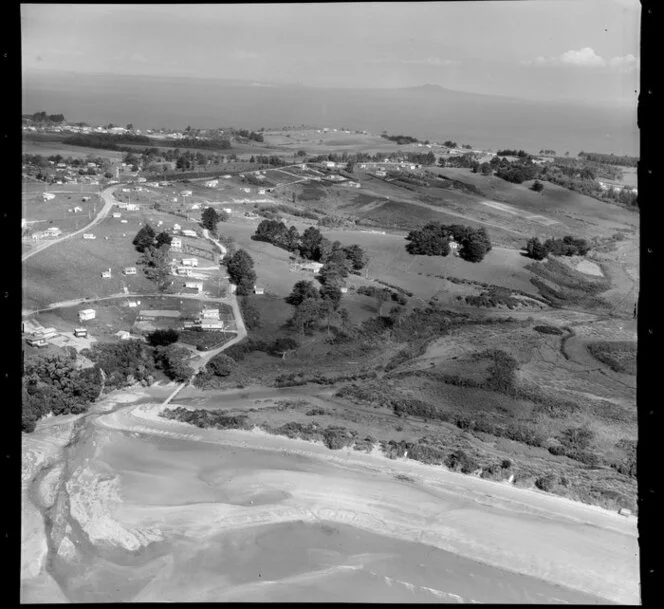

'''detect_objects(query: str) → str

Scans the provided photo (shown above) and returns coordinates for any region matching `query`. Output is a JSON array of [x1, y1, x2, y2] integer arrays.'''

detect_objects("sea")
[[22, 70, 638, 156]]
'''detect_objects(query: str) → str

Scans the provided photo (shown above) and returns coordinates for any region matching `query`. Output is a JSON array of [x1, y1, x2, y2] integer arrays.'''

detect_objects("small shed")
[[73, 328, 88, 338], [123, 267, 137, 275], [78, 308, 96, 321], [254, 286, 265, 295]]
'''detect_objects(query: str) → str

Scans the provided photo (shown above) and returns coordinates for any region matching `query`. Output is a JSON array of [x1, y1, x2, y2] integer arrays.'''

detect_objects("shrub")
[[535, 474, 556, 492], [146, 328, 180, 347], [445, 450, 479, 474]]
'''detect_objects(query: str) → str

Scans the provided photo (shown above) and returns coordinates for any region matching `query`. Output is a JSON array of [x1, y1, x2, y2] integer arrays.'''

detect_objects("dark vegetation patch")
[[178, 329, 235, 351], [586, 341, 637, 375], [465, 287, 521, 309], [533, 325, 565, 335]]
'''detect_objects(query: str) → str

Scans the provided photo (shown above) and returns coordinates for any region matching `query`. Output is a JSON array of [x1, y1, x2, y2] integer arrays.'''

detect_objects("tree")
[[320, 283, 342, 309], [239, 296, 262, 329], [207, 353, 236, 376], [525, 237, 548, 260], [299, 227, 324, 260], [346, 160, 355, 173], [154, 345, 194, 382], [225, 249, 257, 295], [271, 337, 300, 359], [132, 224, 156, 253], [285, 280, 320, 306], [202, 207, 220, 232], [155, 231, 172, 248], [146, 329, 180, 347], [290, 297, 325, 334], [531, 180, 544, 192], [458, 228, 492, 263], [140, 244, 173, 292], [341, 244, 368, 271]]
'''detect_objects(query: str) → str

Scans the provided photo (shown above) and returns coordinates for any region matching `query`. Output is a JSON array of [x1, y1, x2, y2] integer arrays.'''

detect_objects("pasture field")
[[22, 188, 101, 235]]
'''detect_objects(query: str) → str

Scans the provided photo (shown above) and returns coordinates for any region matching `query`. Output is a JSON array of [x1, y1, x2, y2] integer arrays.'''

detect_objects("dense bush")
[[535, 474, 557, 492], [22, 353, 103, 431], [445, 450, 480, 474], [160, 407, 251, 430], [146, 328, 179, 347]]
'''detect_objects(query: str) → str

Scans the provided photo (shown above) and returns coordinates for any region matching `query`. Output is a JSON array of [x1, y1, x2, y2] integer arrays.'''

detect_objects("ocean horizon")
[[22, 70, 638, 156]]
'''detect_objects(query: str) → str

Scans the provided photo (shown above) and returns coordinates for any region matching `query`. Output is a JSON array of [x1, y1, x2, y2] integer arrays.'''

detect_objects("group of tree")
[[539, 149, 557, 156], [22, 350, 103, 432], [525, 235, 591, 260], [223, 249, 257, 295], [443, 140, 458, 148], [405, 222, 492, 262], [23, 111, 65, 123], [441, 152, 480, 170], [252, 222, 368, 270], [133, 223, 174, 291], [496, 149, 529, 158], [577, 151, 638, 167], [234, 129, 264, 143], [494, 159, 538, 184], [380, 134, 420, 145]]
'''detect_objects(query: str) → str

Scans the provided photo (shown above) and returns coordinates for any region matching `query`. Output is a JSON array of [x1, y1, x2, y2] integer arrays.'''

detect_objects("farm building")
[[190, 203, 200, 210], [205, 180, 219, 188], [73, 206, 83, 213], [173, 223, 182, 231], [115, 330, 132, 340], [123, 267, 137, 275], [340, 287, 349, 294], [223, 175, 232, 179], [222, 207, 232, 214], [42, 192, 56, 201], [112, 212, 122, 218], [181, 229, 197, 238], [242, 188, 251, 194], [36, 327, 58, 340], [45, 227, 62, 237], [258, 189, 266, 195], [229, 284, 237, 294], [254, 286, 265, 295], [176, 266, 193, 277], [200, 320, 225, 331], [137, 310, 181, 320], [323, 161, 336, 168], [171, 237, 183, 249], [120, 219, 128, 224], [185, 281, 204, 293], [126, 204, 139, 211], [448, 240, 460, 255], [73, 328, 88, 338], [181, 190, 193, 197], [201, 308, 220, 319], [116, 202, 128, 209], [126, 300, 139, 308], [297, 261, 324, 274], [27, 337, 47, 348], [181, 257, 199, 267], [101, 268, 112, 279], [78, 308, 96, 321], [83, 233, 96, 240]]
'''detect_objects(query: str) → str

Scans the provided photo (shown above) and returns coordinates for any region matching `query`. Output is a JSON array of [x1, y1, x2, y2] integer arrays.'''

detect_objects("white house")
[[126, 204, 139, 211], [45, 227, 61, 237], [242, 188, 251, 194], [42, 192, 56, 201], [73, 328, 88, 338], [181, 229, 197, 238], [223, 174, 232, 179], [323, 161, 336, 169], [229, 284, 237, 294], [171, 237, 183, 249], [448, 240, 460, 255], [115, 330, 132, 340], [73, 206, 83, 213], [83, 233, 96, 240], [181, 190, 193, 197], [120, 219, 128, 224], [112, 212, 122, 218], [254, 286, 265, 295], [181, 257, 198, 267], [190, 203, 200, 210], [205, 180, 219, 188], [173, 223, 182, 231], [123, 266, 137, 275], [201, 308, 220, 319], [340, 286, 349, 294], [299, 261, 324, 274], [126, 300, 139, 308], [200, 320, 225, 331], [176, 266, 193, 277], [101, 269, 112, 278], [223, 208, 232, 214], [78, 308, 96, 321], [258, 189, 266, 195]]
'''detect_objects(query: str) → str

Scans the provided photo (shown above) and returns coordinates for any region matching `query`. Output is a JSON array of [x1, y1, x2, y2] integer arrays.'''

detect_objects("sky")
[[21, 1, 640, 106]]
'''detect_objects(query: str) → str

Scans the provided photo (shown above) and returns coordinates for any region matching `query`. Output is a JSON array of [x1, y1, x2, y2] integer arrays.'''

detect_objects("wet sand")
[[21, 396, 640, 603]]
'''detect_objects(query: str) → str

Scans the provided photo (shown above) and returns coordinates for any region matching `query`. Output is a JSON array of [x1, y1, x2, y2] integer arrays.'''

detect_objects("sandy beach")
[[20, 391, 639, 604]]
